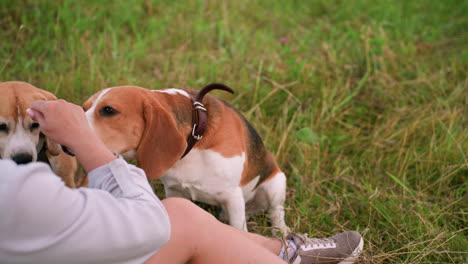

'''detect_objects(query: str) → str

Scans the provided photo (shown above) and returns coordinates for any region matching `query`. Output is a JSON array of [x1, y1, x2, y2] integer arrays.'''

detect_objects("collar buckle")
[[191, 124, 203, 141]]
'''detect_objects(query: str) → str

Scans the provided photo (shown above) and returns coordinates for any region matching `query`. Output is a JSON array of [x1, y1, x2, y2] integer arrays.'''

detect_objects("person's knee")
[[162, 197, 194, 213], [162, 197, 217, 225]]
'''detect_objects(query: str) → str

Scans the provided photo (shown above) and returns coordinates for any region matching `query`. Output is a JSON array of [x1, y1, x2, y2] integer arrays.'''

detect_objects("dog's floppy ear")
[[137, 98, 186, 179], [45, 136, 61, 156], [38, 133, 61, 156]]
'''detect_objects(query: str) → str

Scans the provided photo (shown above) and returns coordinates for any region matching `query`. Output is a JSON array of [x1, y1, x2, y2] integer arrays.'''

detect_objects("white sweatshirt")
[[0, 157, 170, 264]]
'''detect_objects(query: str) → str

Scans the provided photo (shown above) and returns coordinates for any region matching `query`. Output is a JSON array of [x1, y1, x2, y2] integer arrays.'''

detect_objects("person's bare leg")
[[145, 198, 285, 264]]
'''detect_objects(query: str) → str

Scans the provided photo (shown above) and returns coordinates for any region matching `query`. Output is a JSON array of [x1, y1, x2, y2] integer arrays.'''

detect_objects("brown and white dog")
[[0, 81, 80, 188], [83, 84, 289, 233]]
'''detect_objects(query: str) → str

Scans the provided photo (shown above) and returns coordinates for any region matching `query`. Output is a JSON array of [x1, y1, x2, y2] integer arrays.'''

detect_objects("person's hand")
[[27, 100, 94, 153], [27, 99, 115, 172]]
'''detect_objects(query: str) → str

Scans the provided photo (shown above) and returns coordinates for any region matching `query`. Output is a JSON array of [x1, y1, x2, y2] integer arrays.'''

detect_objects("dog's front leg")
[[220, 188, 248, 232]]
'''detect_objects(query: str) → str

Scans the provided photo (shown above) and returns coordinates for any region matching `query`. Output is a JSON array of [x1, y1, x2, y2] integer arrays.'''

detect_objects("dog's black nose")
[[12, 153, 33, 164]]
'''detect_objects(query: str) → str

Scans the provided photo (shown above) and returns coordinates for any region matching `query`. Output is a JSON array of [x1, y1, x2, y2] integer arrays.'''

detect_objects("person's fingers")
[[30, 100, 48, 114], [26, 108, 45, 124], [26, 108, 36, 119]]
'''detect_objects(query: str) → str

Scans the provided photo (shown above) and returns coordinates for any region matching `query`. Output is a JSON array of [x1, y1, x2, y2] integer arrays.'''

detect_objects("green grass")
[[1, 0, 467, 263]]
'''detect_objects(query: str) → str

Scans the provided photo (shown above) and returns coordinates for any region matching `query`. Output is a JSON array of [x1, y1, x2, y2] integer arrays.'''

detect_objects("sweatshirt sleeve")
[[0, 158, 170, 264]]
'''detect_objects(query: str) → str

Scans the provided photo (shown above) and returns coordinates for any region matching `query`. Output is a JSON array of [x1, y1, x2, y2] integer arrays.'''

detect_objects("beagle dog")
[[83, 84, 289, 233], [0, 81, 81, 188]]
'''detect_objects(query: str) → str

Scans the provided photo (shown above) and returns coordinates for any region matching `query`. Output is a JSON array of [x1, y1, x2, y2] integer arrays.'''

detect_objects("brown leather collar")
[[180, 83, 234, 159]]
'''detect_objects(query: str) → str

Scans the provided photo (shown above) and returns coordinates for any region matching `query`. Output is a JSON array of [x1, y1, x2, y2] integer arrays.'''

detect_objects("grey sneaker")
[[283, 231, 364, 264]]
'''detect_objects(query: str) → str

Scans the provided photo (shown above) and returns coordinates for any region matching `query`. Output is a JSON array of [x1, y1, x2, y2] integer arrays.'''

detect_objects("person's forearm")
[[71, 133, 116, 172]]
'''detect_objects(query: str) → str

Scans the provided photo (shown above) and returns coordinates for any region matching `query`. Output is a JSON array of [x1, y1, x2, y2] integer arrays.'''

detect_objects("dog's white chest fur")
[[162, 149, 257, 205]]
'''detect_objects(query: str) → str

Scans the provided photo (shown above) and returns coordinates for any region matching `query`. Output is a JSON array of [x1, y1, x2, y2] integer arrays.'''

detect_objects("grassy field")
[[1, 0, 467, 263]]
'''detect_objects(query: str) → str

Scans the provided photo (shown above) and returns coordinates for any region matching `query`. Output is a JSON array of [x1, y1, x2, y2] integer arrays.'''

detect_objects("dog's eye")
[[30, 122, 40, 131], [99, 106, 119, 117], [0, 123, 8, 133]]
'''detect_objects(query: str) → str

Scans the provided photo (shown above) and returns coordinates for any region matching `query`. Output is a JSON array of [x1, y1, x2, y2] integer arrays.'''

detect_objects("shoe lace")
[[296, 233, 336, 248]]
